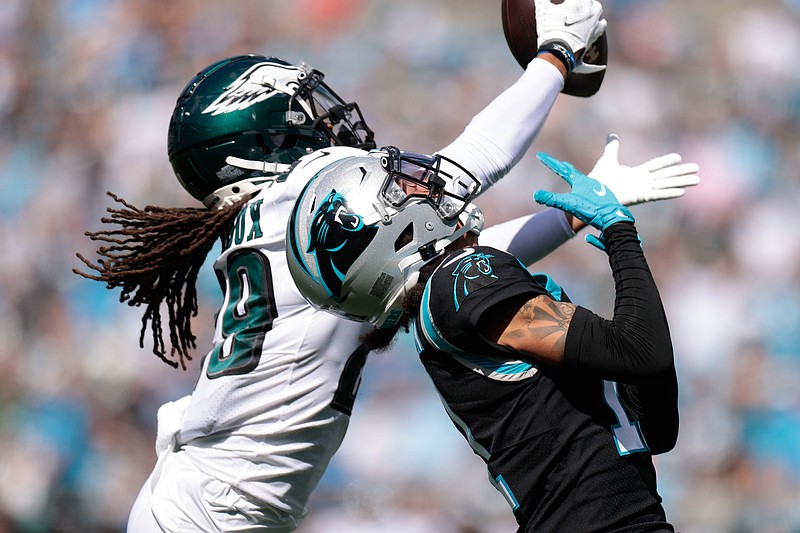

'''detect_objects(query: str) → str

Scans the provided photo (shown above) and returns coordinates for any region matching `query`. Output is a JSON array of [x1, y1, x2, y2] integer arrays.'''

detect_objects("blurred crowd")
[[0, 0, 799, 531]]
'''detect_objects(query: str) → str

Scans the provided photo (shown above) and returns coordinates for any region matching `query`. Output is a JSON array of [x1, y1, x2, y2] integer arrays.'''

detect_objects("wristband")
[[537, 42, 575, 75]]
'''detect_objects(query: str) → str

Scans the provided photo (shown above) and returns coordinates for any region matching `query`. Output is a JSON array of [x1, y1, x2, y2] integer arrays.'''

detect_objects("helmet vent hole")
[[232, 186, 240, 193], [255, 134, 273, 154], [272, 134, 299, 149], [394, 223, 414, 252]]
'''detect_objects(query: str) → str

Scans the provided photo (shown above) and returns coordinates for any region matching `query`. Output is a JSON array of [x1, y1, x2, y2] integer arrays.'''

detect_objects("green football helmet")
[[168, 54, 375, 209]]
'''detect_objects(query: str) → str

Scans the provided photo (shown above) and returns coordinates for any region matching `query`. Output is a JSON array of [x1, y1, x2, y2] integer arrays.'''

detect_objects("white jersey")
[[150, 58, 569, 529], [177, 149, 372, 522]]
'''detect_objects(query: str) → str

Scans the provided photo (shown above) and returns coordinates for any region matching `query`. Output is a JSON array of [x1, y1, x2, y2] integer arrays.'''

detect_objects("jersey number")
[[603, 380, 648, 455], [207, 250, 278, 379], [330, 344, 368, 416]]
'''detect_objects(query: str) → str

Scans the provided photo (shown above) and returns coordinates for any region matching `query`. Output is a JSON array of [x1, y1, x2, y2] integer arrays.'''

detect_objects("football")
[[501, 0, 608, 97]]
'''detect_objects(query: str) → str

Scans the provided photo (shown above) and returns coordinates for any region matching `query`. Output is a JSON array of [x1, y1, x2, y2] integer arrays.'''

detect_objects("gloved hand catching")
[[534, 152, 634, 250], [534, 0, 607, 75], [588, 134, 701, 206]]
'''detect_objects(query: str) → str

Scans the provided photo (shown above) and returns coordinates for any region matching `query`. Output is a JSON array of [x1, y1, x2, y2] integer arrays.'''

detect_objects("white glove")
[[588, 134, 701, 206], [155, 394, 191, 455], [535, 0, 606, 55], [572, 18, 607, 75]]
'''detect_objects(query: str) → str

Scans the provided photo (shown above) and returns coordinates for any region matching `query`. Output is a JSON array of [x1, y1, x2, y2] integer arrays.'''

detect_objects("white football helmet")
[[286, 145, 484, 328]]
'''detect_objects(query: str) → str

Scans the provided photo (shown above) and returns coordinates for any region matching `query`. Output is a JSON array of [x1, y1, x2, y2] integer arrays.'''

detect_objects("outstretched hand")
[[534, 152, 634, 249], [588, 134, 700, 206], [534, 0, 607, 75]]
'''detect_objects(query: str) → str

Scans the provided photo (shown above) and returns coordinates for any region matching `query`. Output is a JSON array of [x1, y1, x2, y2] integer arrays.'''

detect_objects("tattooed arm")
[[478, 224, 674, 383], [478, 293, 576, 368], [476, 224, 677, 452]]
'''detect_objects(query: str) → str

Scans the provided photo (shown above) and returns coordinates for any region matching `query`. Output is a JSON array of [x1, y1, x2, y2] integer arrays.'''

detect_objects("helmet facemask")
[[379, 146, 480, 223], [289, 63, 375, 151]]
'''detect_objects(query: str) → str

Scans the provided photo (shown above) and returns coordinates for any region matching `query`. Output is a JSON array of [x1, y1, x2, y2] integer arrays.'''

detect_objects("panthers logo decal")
[[451, 251, 498, 311], [305, 189, 378, 300]]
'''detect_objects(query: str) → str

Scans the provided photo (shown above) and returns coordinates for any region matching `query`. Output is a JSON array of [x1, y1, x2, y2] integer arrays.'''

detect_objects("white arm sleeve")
[[479, 209, 575, 266], [437, 58, 564, 194]]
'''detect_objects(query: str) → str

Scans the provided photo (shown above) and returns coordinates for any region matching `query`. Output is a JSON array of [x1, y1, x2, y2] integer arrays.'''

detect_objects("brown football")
[[501, 0, 608, 97]]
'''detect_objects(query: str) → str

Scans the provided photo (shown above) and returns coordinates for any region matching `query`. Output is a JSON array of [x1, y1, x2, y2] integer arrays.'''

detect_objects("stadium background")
[[1, 0, 799, 531]]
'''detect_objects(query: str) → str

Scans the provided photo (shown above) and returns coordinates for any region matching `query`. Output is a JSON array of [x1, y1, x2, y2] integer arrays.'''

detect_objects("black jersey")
[[414, 245, 673, 533]]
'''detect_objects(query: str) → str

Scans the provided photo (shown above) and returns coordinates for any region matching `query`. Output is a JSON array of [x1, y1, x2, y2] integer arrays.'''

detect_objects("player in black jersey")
[[287, 148, 683, 533]]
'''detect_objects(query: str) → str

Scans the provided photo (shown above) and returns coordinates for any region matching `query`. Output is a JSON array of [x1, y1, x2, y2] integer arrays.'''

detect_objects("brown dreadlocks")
[[74, 192, 246, 370]]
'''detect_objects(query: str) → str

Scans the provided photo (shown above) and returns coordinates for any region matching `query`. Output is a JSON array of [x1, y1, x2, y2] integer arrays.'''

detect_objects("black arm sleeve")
[[563, 223, 678, 453], [619, 375, 679, 454]]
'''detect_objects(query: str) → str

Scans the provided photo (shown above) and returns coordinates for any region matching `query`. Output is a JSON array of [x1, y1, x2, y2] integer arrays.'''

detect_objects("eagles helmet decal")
[[203, 63, 280, 115], [202, 62, 307, 117], [450, 250, 498, 312]]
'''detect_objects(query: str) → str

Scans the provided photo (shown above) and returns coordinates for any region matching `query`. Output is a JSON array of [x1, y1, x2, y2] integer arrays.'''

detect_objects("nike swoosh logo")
[[564, 14, 590, 26], [593, 184, 607, 196]]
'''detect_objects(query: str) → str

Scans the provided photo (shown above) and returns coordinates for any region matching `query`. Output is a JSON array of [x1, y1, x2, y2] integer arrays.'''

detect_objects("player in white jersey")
[[75, 8, 697, 530]]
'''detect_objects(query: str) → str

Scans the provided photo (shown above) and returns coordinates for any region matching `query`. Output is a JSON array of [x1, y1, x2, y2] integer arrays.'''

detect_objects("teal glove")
[[534, 152, 635, 249]]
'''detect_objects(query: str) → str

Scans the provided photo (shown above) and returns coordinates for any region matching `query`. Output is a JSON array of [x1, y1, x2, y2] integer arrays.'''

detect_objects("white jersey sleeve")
[[479, 209, 575, 266], [437, 58, 575, 267], [437, 57, 564, 192]]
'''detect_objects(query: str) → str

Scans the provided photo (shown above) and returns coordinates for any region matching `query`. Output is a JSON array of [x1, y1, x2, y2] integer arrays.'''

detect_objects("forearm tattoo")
[[515, 297, 574, 351]]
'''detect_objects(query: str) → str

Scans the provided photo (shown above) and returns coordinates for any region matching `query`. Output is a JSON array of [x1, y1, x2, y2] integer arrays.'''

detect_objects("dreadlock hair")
[[73, 191, 247, 370]]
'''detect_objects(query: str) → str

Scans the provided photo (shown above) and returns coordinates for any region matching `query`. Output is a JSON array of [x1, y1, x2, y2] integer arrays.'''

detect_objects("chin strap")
[[368, 201, 484, 329], [203, 187, 264, 210], [394, 205, 484, 279], [225, 156, 293, 175], [202, 157, 296, 210]]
